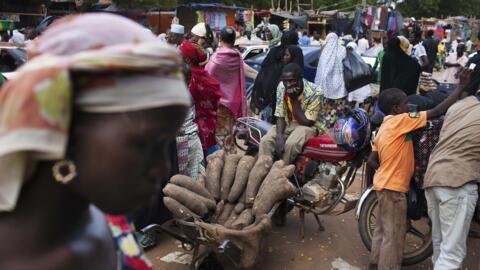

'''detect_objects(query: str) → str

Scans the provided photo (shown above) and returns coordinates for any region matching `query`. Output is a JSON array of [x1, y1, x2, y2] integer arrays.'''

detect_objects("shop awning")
[[271, 12, 308, 28]]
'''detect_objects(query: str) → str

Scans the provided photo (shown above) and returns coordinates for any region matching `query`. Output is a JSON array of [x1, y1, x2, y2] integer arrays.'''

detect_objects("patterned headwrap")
[[0, 13, 191, 211]]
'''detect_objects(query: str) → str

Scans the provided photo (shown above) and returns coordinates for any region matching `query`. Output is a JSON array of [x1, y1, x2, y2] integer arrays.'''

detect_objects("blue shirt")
[[299, 36, 311, 46]]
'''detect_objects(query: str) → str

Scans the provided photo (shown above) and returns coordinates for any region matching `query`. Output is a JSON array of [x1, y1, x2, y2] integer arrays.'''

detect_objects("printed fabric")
[[0, 13, 190, 212], [275, 79, 322, 129], [314, 33, 347, 99], [106, 215, 153, 270]]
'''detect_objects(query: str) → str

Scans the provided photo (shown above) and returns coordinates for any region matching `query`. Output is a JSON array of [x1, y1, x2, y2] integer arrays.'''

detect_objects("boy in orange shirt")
[[367, 68, 472, 270]]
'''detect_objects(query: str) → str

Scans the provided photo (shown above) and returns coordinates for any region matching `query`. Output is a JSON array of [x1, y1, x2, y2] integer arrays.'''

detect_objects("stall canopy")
[[271, 12, 308, 28]]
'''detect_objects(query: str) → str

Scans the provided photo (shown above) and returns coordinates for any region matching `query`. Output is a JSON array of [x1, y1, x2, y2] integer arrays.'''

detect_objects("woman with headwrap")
[[179, 40, 221, 153], [381, 37, 421, 95], [265, 24, 282, 48], [315, 32, 347, 100], [0, 13, 191, 269], [251, 30, 299, 122]]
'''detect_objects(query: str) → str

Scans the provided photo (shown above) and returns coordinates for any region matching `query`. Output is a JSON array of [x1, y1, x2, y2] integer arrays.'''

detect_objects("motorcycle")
[[232, 110, 478, 266]]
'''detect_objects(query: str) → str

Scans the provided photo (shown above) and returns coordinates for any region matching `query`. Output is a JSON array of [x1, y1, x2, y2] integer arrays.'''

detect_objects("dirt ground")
[[147, 177, 480, 270]]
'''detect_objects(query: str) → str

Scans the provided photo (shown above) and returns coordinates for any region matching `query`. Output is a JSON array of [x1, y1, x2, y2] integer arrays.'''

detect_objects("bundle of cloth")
[[163, 151, 296, 269], [418, 72, 438, 93]]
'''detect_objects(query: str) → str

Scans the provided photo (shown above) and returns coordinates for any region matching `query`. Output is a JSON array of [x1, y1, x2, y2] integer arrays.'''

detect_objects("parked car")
[[361, 46, 383, 68], [0, 43, 27, 74], [238, 44, 269, 60], [245, 45, 377, 83]]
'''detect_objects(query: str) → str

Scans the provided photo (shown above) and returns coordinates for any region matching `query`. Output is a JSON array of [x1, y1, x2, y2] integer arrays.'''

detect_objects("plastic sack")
[[342, 49, 374, 92]]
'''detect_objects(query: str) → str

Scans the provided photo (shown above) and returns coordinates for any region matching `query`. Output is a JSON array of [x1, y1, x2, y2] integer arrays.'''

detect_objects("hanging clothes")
[[197, 11, 205, 23], [219, 13, 227, 29], [204, 11, 211, 26], [367, 7, 373, 27], [395, 11, 404, 33], [379, 6, 388, 31], [353, 7, 363, 34]]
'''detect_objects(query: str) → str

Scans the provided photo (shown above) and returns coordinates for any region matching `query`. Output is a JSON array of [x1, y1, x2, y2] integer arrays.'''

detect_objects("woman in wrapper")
[[0, 13, 191, 270], [179, 40, 221, 154]]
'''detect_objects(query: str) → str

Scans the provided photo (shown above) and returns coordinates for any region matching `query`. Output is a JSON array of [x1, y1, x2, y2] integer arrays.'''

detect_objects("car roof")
[[245, 45, 320, 64]]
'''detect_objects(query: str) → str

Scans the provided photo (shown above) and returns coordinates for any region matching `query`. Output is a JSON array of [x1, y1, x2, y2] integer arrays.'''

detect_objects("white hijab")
[[315, 33, 347, 99]]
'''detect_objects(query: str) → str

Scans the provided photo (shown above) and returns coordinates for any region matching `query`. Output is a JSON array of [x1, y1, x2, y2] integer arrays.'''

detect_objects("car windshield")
[[237, 46, 247, 53]]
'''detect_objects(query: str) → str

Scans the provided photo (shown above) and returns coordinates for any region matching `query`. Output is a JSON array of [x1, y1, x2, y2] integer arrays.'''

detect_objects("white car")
[[238, 45, 269, 60]]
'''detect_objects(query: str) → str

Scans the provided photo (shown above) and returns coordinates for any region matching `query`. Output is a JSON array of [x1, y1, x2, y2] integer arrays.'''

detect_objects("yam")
[[196, 174, 206, 188], [228, 156, 256, 203], [231, 209, 254, 230], [239, 189, 247, 205], [217, 203, 235, 225], [224, 211, 239, 229], [252, 177, 296, 217], [163, 197, 200, 220], [205, 150, 225, 201], [212, 200, 225, 223], [257, 162, 295, 198], [220, 154, 242, 201], [245, 155, 273, 206], [170, 174, 214, 201], [163, 184, 209, 216], [234, 202, 245, 215]]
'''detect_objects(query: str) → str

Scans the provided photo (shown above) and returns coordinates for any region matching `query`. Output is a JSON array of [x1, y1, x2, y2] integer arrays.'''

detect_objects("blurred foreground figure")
[[0, 13, 190, 270]]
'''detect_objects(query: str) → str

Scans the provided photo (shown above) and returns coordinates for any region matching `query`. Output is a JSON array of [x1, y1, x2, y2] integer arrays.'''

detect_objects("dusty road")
[[147, 178, 480, 270]]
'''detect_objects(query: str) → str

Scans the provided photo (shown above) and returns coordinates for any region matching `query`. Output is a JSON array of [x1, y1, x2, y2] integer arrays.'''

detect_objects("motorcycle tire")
[[357, 191, 433, 266]]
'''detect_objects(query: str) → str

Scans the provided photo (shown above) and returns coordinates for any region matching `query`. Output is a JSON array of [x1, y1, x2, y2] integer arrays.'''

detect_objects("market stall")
[[176, 3, 254, 33]]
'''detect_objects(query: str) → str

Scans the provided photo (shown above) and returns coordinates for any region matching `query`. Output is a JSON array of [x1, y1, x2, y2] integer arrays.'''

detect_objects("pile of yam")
[[163, 151, 297, 230]]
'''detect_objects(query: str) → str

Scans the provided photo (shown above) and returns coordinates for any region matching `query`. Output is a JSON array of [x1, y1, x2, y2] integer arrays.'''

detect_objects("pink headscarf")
[[205, 47, 247, 118]]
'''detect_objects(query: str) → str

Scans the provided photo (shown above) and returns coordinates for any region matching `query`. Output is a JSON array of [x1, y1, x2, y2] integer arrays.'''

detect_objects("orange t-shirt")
[[372, 111, 427, 193]]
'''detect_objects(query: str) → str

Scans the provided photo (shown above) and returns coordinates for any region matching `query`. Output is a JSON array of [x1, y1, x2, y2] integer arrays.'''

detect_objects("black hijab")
[[251, 31, 299, 114], [285, 45, 304, 76], [380, 37, 421, 96]]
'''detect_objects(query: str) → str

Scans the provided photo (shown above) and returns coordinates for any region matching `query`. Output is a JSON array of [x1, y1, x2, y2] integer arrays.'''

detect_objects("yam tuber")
[[231, 209, 254, 230], [163, 197, 200, 220], [170, 175, 214, 201], [216, 203, 235, 225], [234, 202, 245, 215], [220, 154, 242, 201], [224, 211, 239, 229], [245, 155, 273, 206], [205, 150, 225, 201], [196, 174, 206, 188], [252, 176, 296, 217], [163, 184, 209, 216], [256, 162, 295, 198], [212, 200, 225, 223], [228, 156, 256, 203]]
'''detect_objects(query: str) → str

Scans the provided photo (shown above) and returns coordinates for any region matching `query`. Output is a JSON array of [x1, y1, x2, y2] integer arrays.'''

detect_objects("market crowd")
[[0, 12, 478, 270]]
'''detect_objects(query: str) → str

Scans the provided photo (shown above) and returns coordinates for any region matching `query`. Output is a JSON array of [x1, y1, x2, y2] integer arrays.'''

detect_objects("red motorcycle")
[[233, 112, 436, 265]]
